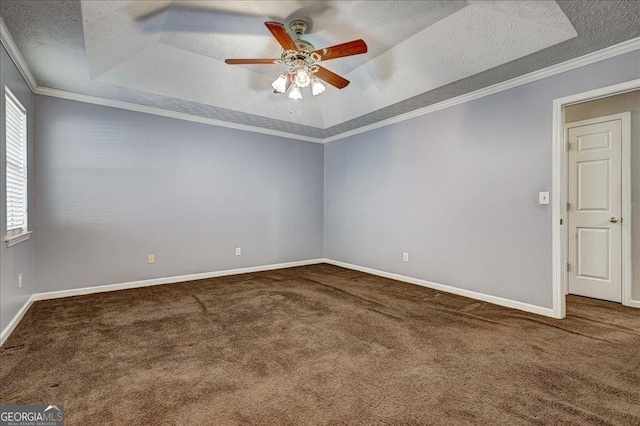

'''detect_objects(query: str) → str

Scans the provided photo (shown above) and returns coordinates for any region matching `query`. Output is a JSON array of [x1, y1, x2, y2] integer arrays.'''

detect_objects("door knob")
[[610, 217, 618, 223]]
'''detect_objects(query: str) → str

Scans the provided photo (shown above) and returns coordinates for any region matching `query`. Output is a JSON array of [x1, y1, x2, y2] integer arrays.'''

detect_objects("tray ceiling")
[[1, 1, 639, 139]]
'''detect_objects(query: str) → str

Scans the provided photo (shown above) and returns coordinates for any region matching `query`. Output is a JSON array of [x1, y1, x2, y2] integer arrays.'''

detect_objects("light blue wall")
[[33, 97, 324, 292], [324, 51, 640, 309], [0, 45, 34, 333], [10, 47, 640, 313]]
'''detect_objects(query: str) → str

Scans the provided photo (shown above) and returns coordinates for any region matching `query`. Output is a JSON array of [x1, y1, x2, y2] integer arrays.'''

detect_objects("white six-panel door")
[[567, 116, 622, 302]]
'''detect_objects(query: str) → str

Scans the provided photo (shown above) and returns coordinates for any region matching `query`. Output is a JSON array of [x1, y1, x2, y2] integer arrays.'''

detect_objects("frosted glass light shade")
[[272, 75, 288, 93], [294, 69, 311, 88], [311, 78, 326, 96], [289, 85, 302, 100]]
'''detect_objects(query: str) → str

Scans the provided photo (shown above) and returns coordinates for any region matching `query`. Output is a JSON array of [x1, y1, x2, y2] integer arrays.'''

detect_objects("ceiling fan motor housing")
[[281, 49, 320, 69], [295, 39, 315, 51]]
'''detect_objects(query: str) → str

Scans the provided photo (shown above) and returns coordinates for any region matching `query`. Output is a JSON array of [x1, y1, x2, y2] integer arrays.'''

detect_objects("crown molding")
[[322, 36, 640, 143], [34, 87, 323, 143], [0, 17, 38, 91], [2, 13, 639, 144]]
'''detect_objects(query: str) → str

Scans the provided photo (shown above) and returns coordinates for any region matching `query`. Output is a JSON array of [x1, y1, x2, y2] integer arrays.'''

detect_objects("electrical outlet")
[[148, 254, 155, 264], [403, 252, 409, 262], [235, 247, 242, 256], [18, 273, 23, 288]]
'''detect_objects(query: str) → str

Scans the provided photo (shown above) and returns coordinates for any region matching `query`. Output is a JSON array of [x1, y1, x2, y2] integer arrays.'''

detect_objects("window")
[[5, 87, 28, 243]]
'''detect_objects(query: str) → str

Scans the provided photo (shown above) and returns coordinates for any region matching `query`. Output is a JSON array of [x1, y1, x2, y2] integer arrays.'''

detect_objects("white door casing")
[[553, 81, 639, 319], [567, 116, 623, 303]]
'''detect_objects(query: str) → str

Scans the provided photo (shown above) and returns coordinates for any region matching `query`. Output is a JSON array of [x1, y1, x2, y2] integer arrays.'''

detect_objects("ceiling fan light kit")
[[311, 78, 326, 96], [271, 74, 289, 93], [225, 20, 368, 101], [289, 85, 303, 100]]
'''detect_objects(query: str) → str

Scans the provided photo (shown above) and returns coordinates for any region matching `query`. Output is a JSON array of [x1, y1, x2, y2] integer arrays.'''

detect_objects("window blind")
[[5, 87, 27, 236]]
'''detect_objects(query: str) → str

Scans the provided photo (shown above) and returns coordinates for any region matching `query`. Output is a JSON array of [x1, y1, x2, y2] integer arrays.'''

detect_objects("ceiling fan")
[[225, 20, 367, 99]]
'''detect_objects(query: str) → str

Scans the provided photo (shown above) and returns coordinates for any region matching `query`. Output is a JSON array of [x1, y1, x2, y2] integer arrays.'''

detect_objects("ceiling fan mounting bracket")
[[289, 20, 309, 38], [288, 20, 315, 51]]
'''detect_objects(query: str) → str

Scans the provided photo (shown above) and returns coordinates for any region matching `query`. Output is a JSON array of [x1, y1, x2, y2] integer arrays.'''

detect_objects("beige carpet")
[[1, 264, 639, 424]]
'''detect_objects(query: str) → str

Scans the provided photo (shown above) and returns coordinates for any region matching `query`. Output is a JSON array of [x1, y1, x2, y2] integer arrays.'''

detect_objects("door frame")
[[552, 79, 640, 318]]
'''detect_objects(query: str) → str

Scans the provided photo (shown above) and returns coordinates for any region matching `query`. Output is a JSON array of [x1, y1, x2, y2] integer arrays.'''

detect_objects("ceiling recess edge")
[[1, 18, 639, 144]]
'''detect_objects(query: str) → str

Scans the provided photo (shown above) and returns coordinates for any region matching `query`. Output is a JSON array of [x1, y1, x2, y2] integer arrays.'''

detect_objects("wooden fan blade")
[[314, 39, 367, 61], [265, 21, 298, 51], [314, 66, 350, 89], [225, 59, 280, 65]]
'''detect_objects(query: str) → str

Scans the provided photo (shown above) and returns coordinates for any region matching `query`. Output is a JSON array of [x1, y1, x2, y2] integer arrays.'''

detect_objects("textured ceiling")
[[1, 1, 639, 139]]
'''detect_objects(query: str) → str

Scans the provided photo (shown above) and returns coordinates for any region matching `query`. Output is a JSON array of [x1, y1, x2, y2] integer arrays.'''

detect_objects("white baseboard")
[[6, 257, 620, 346], [323, 259, 558, 318], [0, 295, 36, 346], [625, 299, 640, 309], [31, 259, 325, 301], [1, 259, 324, 346]]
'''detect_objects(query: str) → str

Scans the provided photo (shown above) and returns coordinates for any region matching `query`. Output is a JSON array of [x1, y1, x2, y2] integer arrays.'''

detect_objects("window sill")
[[4, 231, 32, 247]]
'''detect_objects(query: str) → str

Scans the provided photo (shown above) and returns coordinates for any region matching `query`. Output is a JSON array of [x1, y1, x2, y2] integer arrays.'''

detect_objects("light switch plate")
[[539, 191, 550, 205]]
